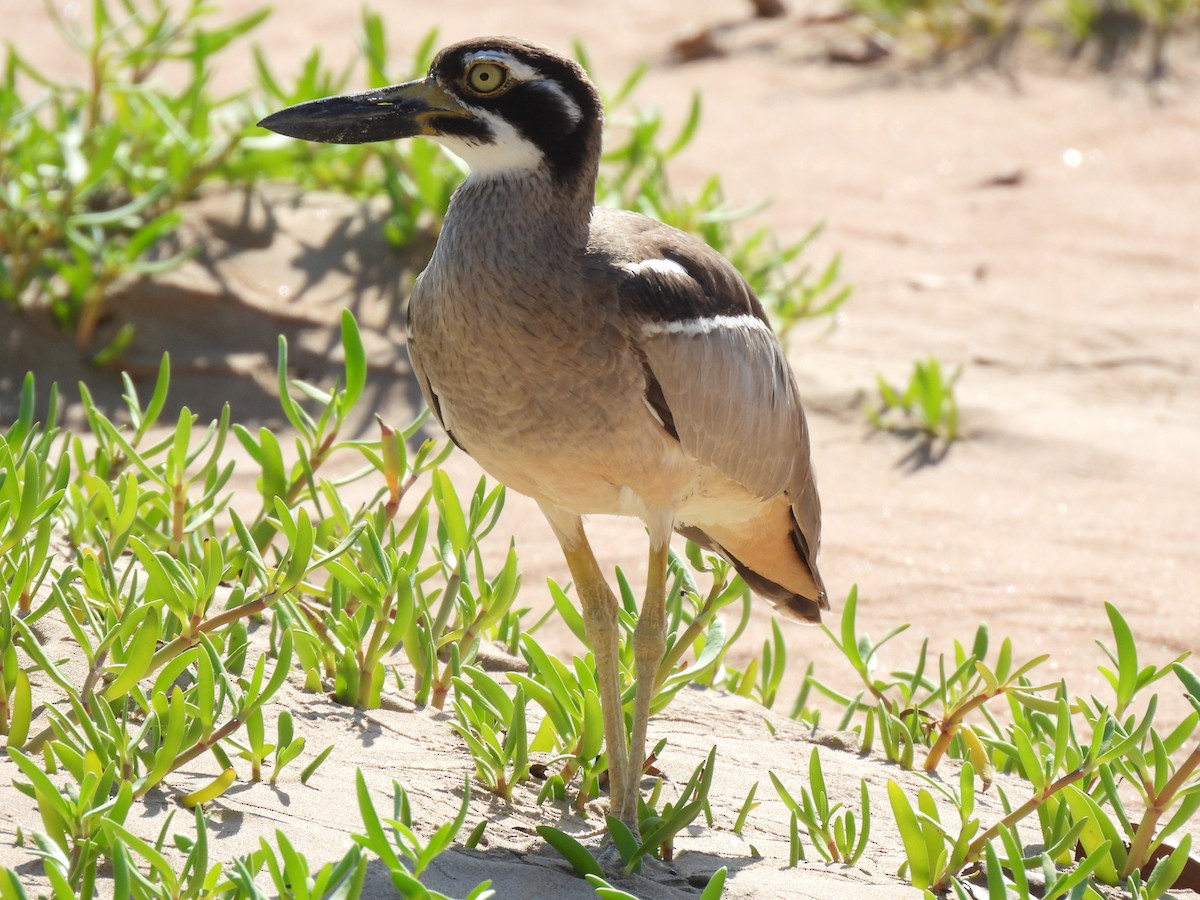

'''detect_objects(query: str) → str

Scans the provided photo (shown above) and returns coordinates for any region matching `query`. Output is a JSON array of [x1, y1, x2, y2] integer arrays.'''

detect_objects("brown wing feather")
[[588, 210, 826, 606], [639, 322, 826, 605], [641, 323, 806, 499]]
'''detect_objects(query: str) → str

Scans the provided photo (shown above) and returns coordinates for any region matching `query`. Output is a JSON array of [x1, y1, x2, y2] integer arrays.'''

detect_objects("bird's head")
[[259, 37, 603, 185]]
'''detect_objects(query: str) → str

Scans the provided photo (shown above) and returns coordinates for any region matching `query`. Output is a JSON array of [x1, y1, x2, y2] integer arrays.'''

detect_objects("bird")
[[259, 36, 828, 838]]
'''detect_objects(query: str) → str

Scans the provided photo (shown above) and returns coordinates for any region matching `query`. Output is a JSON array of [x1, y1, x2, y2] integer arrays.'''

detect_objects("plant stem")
[[431, 664, 453, 711], [655, 579, 724, 688], [357, 597, 394, 708], [962, 766, 1090, 865], [146, 589, 280, 674], [78, 648, 108, 717], [283, 429, 338, 507], [1122, 741, 1200, 878], [384, 470, 421, 522], [25, 593, 279, 752], [924, 686, 1006, 772], [134, 714, 245, 798]]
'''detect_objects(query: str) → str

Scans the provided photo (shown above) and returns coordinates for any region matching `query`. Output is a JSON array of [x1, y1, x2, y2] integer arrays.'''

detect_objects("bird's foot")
[[595, 839, 627, 870], [594, 840, 679, 881]]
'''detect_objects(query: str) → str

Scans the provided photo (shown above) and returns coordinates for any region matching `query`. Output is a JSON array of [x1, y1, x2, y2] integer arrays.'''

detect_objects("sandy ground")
[[3, 0, 1200, 896]]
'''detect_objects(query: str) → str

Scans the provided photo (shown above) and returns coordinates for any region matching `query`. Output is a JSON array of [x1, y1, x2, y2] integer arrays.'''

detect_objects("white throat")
[[432, 107, 545, 178]]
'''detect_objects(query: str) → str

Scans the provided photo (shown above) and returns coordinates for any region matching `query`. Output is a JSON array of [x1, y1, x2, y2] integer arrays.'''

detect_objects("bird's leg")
[[539, 506, 633, 825], [625, 534, 670, 828]]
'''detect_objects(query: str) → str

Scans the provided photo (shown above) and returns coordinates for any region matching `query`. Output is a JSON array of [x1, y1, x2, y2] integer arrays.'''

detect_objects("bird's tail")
[[675, 521, 828, 624]]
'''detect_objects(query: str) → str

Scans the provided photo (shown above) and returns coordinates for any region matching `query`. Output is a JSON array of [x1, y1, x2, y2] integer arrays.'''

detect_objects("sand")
[[2, 0, 1199, 896]]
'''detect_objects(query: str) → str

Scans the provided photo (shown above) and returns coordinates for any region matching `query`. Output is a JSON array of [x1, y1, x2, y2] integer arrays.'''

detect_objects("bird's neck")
[[440, 165, 595, 254]]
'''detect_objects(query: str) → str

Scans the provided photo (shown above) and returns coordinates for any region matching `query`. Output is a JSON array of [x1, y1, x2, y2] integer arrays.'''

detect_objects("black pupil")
[[479, 71, 491, 82]]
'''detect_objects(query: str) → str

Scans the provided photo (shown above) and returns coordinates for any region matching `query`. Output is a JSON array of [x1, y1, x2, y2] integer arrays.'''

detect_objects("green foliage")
[[514, 632, 611, 810], [452, 672, 531, 801], [535, 825, 604, 879], [354, 771, 494, 899], [627, 745, 719, 867], [1, 3, 444, 346], [869, 356, 962, 448], [585, 867, 727, 900], [0, 316, 459, 894], [770, 748, 871, 864], [1, 328, 1200, 896], [512, 546, 745, 815], [733, 781, 759, 835], [539, 746, 718, 874], [3, 9, 1200, 888], [228, 826, 368, 899], [848, 0, 1200, 77], [0, 377, 67, 625], [887, 766, 980, 892], [850, 0, 1014, 57], [648, 546, 751, 709], [242, 19, 458, 251], [692, 582, 1200, 896], [0, 302, 544, 898], [0, 0, 269, 348], [811, 593, 1198, 895]]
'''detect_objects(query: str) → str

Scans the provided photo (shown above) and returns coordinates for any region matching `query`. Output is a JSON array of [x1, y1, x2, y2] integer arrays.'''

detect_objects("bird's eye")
[[466, 62, 507, 94]]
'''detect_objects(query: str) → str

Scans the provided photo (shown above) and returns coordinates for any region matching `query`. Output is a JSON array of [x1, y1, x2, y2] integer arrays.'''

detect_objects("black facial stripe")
[[488, 83, 589, 181], [431, 115, 494, 144]]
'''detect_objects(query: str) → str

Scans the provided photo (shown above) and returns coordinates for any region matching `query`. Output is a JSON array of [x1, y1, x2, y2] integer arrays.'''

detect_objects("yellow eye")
[[467, 62, 507, 94]]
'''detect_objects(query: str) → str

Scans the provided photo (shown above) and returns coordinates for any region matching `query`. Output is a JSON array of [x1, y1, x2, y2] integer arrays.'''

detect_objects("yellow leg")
[[625, 536, 669, 827], [540, 506, 633, 825]]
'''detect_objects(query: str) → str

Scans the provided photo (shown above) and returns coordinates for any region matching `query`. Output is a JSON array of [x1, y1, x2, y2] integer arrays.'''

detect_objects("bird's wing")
[[589, 210, 821, 552], [406, 278, 464, 450]]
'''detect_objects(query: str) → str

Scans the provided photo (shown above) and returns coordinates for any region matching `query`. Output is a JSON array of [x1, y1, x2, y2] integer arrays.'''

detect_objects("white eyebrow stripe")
[[622, 258, 691, 279], [463, 50, 540, 82], [641, 314, 773, 338]]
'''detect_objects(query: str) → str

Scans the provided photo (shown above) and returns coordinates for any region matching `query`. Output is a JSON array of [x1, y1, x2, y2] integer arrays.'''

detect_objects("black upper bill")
[[258, 79, 458, 145]]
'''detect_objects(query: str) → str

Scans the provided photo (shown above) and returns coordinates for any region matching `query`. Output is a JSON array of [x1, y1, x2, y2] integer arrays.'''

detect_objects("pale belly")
[[413, 327, 771, 531], [459, 401, 770, 535]]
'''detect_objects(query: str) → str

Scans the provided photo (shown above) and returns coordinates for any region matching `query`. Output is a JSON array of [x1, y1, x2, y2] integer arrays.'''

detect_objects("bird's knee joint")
[[632, 618, 666, 662], [581, 598, 618, 634]]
